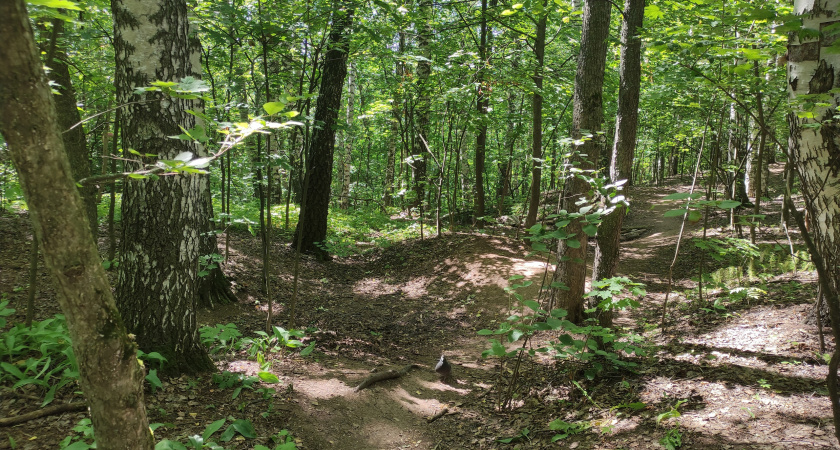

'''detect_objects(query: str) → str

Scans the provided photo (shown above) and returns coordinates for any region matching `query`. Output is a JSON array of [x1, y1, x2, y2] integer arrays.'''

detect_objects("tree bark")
[[592, 0, 644, 328], [552, 0, 611, 324], [113, 0, 218, 374], [411, 0, 433, 210], [341, 63, 355, 210], [292, 2, 354, 257], [524, 3, 548, 231], [47, 19, 97, 238], [0, 1, 153, 447], [788, 0, 840, 444], [474, 0, 490, 226]]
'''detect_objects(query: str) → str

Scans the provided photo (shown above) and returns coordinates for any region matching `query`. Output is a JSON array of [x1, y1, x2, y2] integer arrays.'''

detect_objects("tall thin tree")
[[551, 0, 612, 324]]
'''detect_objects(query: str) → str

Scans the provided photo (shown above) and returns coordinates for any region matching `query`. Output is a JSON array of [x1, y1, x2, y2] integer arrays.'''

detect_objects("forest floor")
[[1, 162, 837, 449]]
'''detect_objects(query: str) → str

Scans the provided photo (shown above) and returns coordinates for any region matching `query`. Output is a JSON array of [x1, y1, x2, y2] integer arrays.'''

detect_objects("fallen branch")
[[427, 407, 459, 423], [0, 402, 87, 427], [354, 364, 419, 392]]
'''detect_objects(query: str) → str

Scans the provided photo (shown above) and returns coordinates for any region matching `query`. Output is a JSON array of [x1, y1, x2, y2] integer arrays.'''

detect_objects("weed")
[[548, 419, 590, 442], [660, 427, 682, 449], [59, 418, 95, 449]]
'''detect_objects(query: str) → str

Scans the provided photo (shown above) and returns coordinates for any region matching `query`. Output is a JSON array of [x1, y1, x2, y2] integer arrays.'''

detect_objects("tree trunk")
[[788, 0, 840, 444], [292, 2, 353, 257], [552, 0, 611, 324], [0, 2, 153, 447], [411, 0, 432, 210], [113, 0, 218, 374], [592, 0, 644, 328], [47, 20, 97, 238], [524, 4, 548, 231], [341, 63, 355, 210], [474, 0, 490, 226]]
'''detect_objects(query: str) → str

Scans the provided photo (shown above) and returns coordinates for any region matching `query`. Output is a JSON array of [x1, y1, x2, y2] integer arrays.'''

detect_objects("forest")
[[2, 0, 840, 448]]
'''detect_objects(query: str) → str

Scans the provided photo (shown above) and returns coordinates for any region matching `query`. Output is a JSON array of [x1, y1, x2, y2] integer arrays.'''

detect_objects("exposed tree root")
[[354, 364, 419, 392], [0, 402, 87, 427]]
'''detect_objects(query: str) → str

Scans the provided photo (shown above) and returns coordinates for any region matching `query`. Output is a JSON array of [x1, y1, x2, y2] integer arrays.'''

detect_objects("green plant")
[[243, 326, 315, 366], [212, 371, 259, 400], [1, 312, 79, 406], [656, 399, 687, 426], [0, 299, 14, 328], [156, 418, 258, 449], [197, 253, 224, 278], [199, 323, 243, 354], [548, 419, 590, 442], [59, 418, 95, 450], [478, 278, 646, 410], [255, 429, 298, 450], [660, 427, 682, 449], [137, 350, 167, 393], [497, 428, 531, 444]]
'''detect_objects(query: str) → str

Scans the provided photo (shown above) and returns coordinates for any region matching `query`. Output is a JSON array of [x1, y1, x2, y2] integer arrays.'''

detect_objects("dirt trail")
[[2, 162, 836, 449]]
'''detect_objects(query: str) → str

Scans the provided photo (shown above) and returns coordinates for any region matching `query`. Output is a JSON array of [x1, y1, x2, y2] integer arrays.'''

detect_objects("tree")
[[473, 0, 491, 226], [293, 1, 354, 257], [410, 0, 433, 212], [0, 1, 152, 447], [523, 0, 548, 231], [551, 0, 611, 324], [787, 0, 840, 443], [46, 18, 98, 237], [592, 0, 644, 327], [113, 0, 219, 374]]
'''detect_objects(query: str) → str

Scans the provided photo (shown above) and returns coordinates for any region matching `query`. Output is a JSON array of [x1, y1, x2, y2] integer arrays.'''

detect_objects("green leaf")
[[231, 419, 257, 438], [263, 102, 286, 116], [718, 200, 741, 209], [523, 300, 541, 312], [566, 240, 580, 249], [155, 440, 188, 450], [582, 224, 598, 236], [477, 329, 494, 335], [258, 371, 280, 383], [664, 209, 687, 218], [28, 0, 82, 10], [146, 369, 162, 390], [300, 341, 316, 356], [644, 4, 663, 19], [203, 419, 226, 441]]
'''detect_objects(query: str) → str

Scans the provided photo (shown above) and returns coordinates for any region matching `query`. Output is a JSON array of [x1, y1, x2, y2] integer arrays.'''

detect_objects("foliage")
[[244, 326, 316, 365], [199, 323, 244, 355], [548, 418, 590, 442], [478, 275, 647, 410], [154, 417, 273, 450], [660, 427, 683, 450], [59, 418, 95, 450], [211, 371, 261, 400], [0, 310, 78, 407]]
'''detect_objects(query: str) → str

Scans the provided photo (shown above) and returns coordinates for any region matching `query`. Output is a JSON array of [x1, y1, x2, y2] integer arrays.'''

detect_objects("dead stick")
[[0, 402, 87, 427]]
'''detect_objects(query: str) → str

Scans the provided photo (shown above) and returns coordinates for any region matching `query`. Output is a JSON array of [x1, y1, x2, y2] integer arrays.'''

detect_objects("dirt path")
[[2, 163, 837, 449]]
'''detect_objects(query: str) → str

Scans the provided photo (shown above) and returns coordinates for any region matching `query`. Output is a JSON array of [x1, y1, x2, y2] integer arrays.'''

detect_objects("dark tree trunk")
[[47, 20, 97, 237], [474, 0, 490, 226], [411, 0, 432, 210], [552, 0, 611, 324], [113, 0, 218, 374], [0, 2, 153, 447], [592, 0, 644, 328], [524, 4, 547, 231], [292, 3, 353, 257]]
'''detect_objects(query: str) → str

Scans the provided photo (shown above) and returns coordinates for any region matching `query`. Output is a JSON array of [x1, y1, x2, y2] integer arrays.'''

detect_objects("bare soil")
[[1, 162, 836, 449]]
